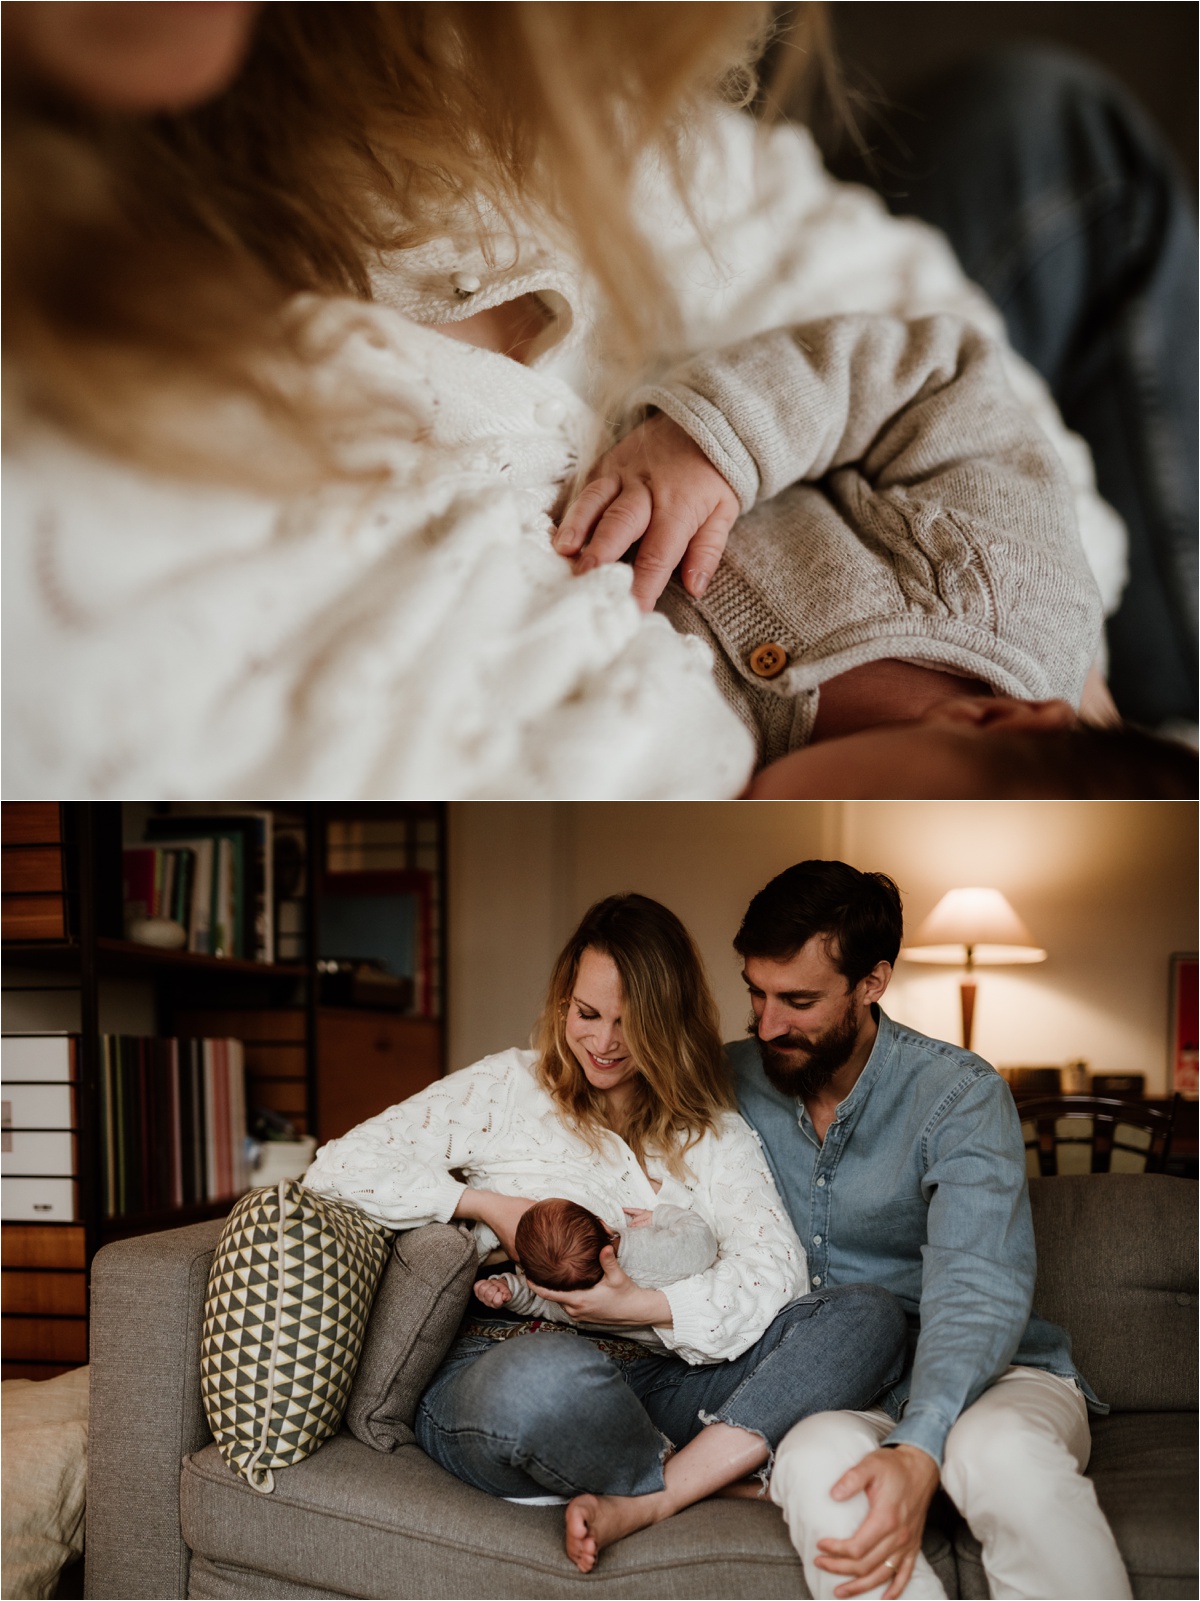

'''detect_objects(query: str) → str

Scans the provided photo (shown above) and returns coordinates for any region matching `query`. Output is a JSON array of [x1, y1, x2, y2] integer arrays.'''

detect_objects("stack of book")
[[122, 810, 275, 962], [99, 1035, 249, 1218]]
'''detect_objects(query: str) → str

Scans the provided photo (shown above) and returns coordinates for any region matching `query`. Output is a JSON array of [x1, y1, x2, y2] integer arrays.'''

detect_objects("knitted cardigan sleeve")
[[657, 1113, 810, 1365], [641, 313, 1103, 712]]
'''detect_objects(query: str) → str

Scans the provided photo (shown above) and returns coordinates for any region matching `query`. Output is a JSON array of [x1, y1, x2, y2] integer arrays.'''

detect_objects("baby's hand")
[[473, 1277, 513, 1309], [622, 1208, 654, 1229], [553, 413, 739, 611]]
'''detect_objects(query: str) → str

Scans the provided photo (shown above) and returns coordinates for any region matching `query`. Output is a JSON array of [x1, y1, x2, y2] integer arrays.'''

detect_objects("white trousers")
[[769, 1367, 1132, 1601]]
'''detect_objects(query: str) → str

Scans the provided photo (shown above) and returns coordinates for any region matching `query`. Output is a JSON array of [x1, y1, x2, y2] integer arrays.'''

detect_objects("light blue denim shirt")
[[729, 1009, 1099, 1465]]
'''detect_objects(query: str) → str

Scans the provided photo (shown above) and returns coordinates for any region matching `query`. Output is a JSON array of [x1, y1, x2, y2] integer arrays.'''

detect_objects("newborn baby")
[[473, 1196, 717, 1348]]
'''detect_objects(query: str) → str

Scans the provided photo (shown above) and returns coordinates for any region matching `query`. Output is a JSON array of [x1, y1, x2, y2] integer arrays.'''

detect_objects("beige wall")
[[448, 801, 1196, 1092], [836, 802, 1197, 1090]]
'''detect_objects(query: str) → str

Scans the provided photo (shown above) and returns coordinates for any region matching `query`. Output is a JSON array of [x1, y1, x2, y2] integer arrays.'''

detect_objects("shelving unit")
[[1, 801, 447, 1379]]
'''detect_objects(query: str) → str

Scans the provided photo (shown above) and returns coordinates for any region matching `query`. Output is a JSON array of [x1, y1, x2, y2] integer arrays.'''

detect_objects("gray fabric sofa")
[[85, 1175, 1198, 1600]]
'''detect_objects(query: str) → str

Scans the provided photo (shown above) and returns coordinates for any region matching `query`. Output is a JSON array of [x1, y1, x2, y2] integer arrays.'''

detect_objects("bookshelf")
[[1, 802, 447, 1379]]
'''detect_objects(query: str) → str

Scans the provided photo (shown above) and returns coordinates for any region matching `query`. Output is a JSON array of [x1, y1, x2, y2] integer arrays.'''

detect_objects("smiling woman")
[[303, 891, 907, 1573]]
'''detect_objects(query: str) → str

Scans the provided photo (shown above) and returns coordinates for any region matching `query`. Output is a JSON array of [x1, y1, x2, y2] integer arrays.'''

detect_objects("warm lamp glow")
[[902, 887, 1047, 969], [899, 887, 1046, 1053]]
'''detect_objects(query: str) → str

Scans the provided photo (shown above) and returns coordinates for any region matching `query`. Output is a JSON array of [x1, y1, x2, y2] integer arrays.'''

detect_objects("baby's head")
[[515, 1198, 614, 1291]]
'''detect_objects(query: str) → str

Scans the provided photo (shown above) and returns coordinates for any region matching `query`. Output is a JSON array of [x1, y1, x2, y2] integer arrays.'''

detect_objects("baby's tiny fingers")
[[554, 474, 621, 554], [575, 484, 654, 574], [680, 506, 736, 600]]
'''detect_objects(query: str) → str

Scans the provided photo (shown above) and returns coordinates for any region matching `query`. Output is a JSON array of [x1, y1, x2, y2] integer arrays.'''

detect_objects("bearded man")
[[727, 861, 1130, 1600]]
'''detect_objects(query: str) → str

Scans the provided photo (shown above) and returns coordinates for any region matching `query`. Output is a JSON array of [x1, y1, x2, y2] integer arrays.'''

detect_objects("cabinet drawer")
[[1, 1084, 76, 1129], [2, 897, 66, 941], [1, 1037, 76, 1083], [2, 848, 64, 896], [0, 1315, 88, 1364], [1, 1132, 76, 1177], [1, 805, 62, 846], [1, 1271, 87, 1317], [1, 1178, 78, 1223], [1, 1224, 86, 1269], [317, 1012, 441, 1142]]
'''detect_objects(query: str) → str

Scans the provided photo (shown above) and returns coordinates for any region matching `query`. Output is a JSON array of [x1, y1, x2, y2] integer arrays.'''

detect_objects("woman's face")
[[6, 2, 261, 112], [564, 947, 639, 1101]]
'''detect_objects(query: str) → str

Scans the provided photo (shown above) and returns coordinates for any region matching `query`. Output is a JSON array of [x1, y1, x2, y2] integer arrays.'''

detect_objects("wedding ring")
[[884, 1558, 898, 1572]]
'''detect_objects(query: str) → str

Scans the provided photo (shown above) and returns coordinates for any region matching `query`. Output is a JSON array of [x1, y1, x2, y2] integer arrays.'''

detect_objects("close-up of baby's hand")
[[553, 412, 739, 611], [473, 1276, 513, 1308]]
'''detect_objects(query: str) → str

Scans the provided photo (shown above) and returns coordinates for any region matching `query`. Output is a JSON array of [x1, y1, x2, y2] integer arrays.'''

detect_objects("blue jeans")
[[414, 1284, 907, 1499], [832, 44, 1198, 727]]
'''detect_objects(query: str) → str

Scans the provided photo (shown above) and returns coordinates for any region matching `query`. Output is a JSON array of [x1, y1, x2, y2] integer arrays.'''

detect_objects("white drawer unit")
[[1, 1176, 78, 1222], [0, 1035, 76, 1083], [1, 1131, 75, 1176], [1, 1083, 75, 1129]]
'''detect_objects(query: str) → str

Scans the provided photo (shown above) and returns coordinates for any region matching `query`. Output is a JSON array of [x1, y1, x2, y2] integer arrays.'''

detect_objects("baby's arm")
[[554, 414, 740, 612], [474, 1271, 573, 1323], [617, 1203, 719, 1288]]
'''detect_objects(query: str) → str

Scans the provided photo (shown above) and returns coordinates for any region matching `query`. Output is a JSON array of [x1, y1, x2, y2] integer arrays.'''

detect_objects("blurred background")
[[447, 800, 1197, 1096], [819, 2, 1196, 185]]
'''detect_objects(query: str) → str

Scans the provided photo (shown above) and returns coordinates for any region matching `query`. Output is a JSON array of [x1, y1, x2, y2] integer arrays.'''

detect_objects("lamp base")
[[960, 980, 978, 1052]]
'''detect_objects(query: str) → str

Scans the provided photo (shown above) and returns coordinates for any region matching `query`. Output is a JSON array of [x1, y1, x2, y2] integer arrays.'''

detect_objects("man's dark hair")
[[734, 861, 904, 987]]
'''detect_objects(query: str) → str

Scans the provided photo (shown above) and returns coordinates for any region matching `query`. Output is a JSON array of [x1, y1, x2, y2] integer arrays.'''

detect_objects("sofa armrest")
[[85, 1218, 226, 1600]]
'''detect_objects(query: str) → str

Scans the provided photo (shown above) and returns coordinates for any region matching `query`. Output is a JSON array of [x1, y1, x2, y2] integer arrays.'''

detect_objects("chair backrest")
[[1016, 1093, 1178, 1176]]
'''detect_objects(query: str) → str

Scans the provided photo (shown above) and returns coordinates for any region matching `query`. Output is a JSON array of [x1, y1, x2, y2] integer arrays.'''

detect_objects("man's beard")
[[751, 1001, 861, 1099]]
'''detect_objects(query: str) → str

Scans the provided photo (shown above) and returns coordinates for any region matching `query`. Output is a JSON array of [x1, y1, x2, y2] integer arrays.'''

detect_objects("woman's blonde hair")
[[534, 893, 734, 1180], [4, 2, 830, 477]]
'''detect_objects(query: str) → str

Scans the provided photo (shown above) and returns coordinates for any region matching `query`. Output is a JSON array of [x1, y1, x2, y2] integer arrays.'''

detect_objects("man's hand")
[[527, 1245, 672, 1326], [814, 1444, 941, 1600], [553, 412, 740, 611], [472, 1276, 513, 1309]]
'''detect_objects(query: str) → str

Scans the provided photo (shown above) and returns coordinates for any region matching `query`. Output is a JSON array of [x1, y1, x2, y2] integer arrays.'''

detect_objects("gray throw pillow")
[[343, 1222, 478, 1451]]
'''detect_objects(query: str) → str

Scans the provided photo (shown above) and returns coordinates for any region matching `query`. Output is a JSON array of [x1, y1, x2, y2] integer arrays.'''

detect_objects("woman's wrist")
[[632, 1286, 673, 1328]]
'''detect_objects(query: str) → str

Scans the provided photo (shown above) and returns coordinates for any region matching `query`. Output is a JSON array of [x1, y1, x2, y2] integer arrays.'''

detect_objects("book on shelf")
[[99, 1035, 249, 1219], [126, 809, 275, 962], [1, 1034, 79, 1223]]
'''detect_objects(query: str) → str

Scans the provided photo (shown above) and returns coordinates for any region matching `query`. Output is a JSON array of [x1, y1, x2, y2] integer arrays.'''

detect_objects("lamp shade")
[[901, 887, 1046, 967]]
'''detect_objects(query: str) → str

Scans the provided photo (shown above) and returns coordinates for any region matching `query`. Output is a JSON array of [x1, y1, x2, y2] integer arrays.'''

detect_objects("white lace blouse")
[[303, 1048, 809, 1365]]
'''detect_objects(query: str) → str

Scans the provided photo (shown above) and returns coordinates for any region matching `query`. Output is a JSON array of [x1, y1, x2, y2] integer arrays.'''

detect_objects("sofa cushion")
[[180, 1434, 959, 1599], [1029, 1175, 1198, 1410], [343, 1223, 477, 1452], [954, 1410, 1198, 1600], [201, 1182, 390, 1493]]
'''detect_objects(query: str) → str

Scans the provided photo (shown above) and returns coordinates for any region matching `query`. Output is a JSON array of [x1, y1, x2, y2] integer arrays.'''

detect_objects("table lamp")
[[900, 887, 1046, 1051]]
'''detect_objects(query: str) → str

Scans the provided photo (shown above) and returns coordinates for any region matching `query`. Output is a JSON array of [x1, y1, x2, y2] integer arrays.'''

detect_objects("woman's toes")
[[565, 1495, 599, 1571]]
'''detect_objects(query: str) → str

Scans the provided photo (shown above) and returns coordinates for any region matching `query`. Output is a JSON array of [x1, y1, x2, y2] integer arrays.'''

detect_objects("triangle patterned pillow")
[[200, 1179, 391, 1492]]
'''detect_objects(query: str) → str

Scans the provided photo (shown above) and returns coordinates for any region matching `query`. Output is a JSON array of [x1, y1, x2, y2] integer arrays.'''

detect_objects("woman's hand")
[[622, 1207, 653, 1229], [553, 413, 739, 611], [452, 1189, 534, 1258], [527, 1245, 673, 1327], [473, 1276, 513, 1309]]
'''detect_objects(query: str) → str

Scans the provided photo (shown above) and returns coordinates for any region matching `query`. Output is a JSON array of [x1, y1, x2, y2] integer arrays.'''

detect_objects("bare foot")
[[564, 1491, 662, 1573]]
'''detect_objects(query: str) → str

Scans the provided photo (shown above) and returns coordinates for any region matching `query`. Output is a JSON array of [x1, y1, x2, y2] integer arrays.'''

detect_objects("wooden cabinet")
[[316, 1011, 441, 1142]]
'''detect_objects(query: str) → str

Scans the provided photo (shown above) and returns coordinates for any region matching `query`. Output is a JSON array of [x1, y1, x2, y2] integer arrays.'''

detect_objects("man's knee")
[[772, 1411, 882, 1505], [942, 1394, 1069, 1508]]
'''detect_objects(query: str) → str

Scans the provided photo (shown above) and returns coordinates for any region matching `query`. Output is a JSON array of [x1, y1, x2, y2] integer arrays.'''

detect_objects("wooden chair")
[[1015, 1094, 1180, 1176]]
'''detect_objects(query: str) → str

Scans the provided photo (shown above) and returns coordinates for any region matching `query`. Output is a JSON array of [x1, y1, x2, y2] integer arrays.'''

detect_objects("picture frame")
[[1168, 952, 1198, 1099]]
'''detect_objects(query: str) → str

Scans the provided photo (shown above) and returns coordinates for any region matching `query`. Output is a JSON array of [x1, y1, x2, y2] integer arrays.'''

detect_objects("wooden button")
[[748, 642, 788, 679]]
